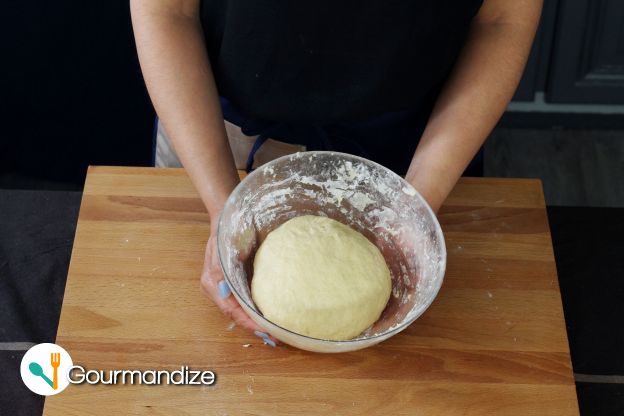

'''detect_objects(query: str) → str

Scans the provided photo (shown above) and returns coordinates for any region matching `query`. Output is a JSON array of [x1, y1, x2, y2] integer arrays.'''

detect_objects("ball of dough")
[[251, 215, 391, 340]]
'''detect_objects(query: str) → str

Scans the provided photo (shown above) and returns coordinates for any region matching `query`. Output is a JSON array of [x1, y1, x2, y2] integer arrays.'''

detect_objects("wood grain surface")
[[44, 166, 579, 415]]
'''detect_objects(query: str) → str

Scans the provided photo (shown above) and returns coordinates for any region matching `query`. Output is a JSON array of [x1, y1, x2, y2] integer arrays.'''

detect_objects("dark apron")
[[220, 96, 483, 177]]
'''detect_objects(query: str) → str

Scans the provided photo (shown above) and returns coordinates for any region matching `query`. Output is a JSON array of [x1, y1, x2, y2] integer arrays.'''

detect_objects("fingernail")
[[254, 330, 276, 348], [217, 280, 231, 299]]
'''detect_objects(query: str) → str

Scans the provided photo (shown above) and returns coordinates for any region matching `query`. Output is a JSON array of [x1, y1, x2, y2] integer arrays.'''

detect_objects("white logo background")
[[20, 343, 73, 396]]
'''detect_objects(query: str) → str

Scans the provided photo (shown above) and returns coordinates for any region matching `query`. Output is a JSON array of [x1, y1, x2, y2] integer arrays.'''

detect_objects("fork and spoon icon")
[[29, 353, 61, 389]]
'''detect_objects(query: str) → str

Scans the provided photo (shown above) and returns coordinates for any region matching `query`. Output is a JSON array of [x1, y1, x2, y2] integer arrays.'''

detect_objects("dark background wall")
[[1, 1, 155, 185], [1, 0, 623, 186], [546, 0, 624, 104]]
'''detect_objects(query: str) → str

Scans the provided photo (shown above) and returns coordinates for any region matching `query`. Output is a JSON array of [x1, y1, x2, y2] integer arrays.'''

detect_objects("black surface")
[[548, 207, 624, 375], [576, 382, 624, 416], [0, 190, 81, 343], [0, 350, 44, 416]]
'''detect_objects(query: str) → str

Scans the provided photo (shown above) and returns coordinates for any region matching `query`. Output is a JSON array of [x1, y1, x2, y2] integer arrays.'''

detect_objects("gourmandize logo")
[[30, 352, 61, 390], [20, 343, 217, 393], [20, 343, 73, 396]]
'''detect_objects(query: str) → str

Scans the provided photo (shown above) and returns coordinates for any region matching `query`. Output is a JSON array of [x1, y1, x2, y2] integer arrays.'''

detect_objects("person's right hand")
[[200, 224, 278, 347]]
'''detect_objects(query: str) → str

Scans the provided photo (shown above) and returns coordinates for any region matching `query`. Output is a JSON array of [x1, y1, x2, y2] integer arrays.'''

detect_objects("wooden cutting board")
[[44, 166, 579, 415]]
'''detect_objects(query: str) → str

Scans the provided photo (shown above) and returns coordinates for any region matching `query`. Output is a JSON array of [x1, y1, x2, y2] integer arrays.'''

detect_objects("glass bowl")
[[217, 151, 446, 352]]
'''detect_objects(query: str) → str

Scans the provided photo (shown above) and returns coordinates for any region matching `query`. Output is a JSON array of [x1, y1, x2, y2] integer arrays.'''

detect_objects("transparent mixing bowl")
[[217, 151, 446, 353]]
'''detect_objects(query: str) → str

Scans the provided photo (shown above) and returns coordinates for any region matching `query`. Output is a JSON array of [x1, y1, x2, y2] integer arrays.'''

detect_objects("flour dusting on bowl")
[[217, 151, 446, 353]]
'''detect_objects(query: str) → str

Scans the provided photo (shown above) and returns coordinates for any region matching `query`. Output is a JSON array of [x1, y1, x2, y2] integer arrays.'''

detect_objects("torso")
[[200, 0, 483, 124]]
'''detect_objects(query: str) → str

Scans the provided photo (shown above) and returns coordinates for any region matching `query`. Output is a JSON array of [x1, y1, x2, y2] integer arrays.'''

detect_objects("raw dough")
[[251, 215, 391, 340]]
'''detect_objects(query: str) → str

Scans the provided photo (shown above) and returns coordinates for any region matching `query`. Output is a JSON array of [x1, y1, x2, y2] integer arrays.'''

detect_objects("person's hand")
[[200, 224, 278, 347]]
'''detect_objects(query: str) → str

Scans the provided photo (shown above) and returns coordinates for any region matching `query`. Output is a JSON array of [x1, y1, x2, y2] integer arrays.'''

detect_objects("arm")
[[130, 0, 238, 219], [131, 0, 273, 339], [405, 0, 543, 212]]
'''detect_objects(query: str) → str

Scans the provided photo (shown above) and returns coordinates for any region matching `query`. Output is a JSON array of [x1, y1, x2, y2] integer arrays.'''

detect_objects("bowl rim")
[[217, 150, 447, 345]]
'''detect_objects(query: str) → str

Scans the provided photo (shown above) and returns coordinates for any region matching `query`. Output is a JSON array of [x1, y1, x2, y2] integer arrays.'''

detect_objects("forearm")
[[131, 0, 238, 219], [406, 0, 542, 212]]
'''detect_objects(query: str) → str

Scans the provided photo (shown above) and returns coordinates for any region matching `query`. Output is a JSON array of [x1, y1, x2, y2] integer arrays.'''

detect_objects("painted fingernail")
[[217, 280, 231, 299], [254, 330, 276, 347]]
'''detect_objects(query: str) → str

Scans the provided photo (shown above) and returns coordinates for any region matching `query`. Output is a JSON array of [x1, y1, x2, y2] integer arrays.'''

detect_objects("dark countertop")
[[0, 190, 81, 415], [0, 190, 622, 415]]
